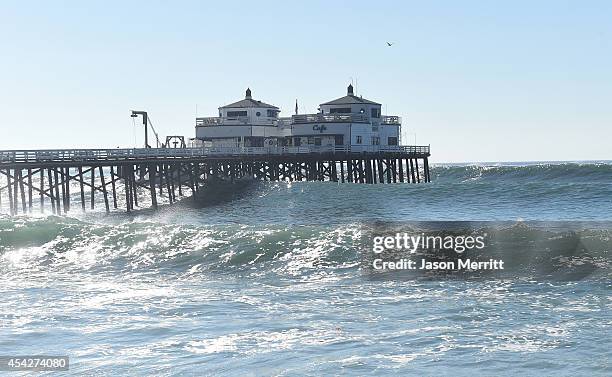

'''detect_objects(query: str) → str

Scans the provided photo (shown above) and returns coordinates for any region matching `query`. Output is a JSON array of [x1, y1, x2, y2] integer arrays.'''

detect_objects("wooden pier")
[[0, 145, 431, 215]]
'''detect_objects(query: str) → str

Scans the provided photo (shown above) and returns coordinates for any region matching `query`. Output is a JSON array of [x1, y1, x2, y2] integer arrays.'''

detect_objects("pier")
[[0, 145, 431, 215]]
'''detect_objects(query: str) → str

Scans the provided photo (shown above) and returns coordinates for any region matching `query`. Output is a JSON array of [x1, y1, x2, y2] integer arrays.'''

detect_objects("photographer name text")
[[372, 258, 504, 270]]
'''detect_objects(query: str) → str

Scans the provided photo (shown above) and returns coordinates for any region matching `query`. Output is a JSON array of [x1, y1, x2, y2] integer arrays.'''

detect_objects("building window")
[[267, 109, 278, 117], [371, 108, 381, 118], [330, 107, 352, 114], [356, 136, 363, 144], [247, 137, 264, 147], [294, 137, 301, 146], [308, 137, 314, 145], [371, 136, 380, 145], [227, 111, 247, 117], [314, 137, 322, 146], [256, 111, 261, 116], [334, 135, 344, 146], [388, 137, 398, 146]]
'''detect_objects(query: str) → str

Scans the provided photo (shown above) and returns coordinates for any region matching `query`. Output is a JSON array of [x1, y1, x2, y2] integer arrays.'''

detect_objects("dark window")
[[356, 136, 363, 144], [267, 109, 278, 117], [294, 137, 301, 146], [227, 111, 247, 117], [371, 136, 380, 145], [256, 111, 261, 116], [334, 135, 344, 145], [247, 137, 264, 147], [388, 137, 398, 146], [330, 107, 352, 114], [371, 108, 381, 118], [314, 137, 322, 146]]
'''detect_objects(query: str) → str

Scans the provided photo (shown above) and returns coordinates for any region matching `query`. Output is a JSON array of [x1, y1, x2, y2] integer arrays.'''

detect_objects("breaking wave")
[[1, 216, 609, 281], [431, 162, 612, 183]]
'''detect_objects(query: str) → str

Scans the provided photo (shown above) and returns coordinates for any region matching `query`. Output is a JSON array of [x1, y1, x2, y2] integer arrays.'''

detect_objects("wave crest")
[[1, 217, 609, 281]]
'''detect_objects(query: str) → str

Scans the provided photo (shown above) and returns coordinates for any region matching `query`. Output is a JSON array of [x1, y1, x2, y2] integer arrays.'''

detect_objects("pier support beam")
[[149, 165, 158, 209], [39, 169, 44, 213], [99, 166, 110, 213], [7, 170, 14, 215], [90, 167, 95, 210], [0, 151, 431, 215]]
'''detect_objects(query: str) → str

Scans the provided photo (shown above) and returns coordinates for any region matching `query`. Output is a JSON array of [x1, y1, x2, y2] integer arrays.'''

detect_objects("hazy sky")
[[0, 0, 610, 162]]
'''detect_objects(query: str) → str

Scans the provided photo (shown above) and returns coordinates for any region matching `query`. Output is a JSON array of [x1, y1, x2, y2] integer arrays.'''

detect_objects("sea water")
[[0, 162, 610, 375]]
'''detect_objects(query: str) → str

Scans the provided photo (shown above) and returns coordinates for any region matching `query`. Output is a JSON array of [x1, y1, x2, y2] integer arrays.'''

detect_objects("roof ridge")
[[320, 94, 381, 106], [220, 97, 279, 109]]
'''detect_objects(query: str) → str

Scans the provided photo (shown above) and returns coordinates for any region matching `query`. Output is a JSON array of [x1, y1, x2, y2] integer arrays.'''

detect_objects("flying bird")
[[386, 42, 393, 46]]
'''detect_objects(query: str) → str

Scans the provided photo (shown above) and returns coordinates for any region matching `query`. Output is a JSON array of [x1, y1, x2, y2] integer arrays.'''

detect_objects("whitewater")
[[0, 162, 610, 375]]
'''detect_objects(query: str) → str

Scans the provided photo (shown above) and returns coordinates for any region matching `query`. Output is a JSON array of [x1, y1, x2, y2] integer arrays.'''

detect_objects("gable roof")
[[220, 88, 279, 109], [320, 94, 381, 106], [220, 98, 279, 109], [320, 84, 381, 106]]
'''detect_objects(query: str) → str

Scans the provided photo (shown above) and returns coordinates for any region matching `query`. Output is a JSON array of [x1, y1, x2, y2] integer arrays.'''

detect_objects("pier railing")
[[196, 114, 403, 127], [291, 113, 370, 124], [0, 145, 430, 163]]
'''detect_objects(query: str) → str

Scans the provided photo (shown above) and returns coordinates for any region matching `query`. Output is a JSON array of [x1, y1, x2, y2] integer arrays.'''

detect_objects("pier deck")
[[0, 145, 431, 215]]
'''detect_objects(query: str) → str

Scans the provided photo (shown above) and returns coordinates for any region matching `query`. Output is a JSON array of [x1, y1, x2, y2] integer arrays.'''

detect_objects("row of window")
[[355, 136, 397, 145], [227, 109, 380, 118], [327, 108, 381, 118], [292, 135, 344, 146], [226, 110, 247, 117], [329, 107, 352, 114], [235, 136, 397, 147], [226, 110, 279, 118]]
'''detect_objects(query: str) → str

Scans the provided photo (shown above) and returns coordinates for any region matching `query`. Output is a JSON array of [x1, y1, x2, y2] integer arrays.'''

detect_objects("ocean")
[[0, 162, 610, 376]]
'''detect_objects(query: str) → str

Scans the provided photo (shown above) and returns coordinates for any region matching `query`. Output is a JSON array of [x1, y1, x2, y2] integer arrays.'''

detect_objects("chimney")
[[245, 88, 252, 99], [347, 84, 354, 96]]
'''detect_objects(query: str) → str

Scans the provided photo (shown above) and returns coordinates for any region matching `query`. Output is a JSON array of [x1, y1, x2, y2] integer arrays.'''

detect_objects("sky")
[[0, 0, 610, 162]]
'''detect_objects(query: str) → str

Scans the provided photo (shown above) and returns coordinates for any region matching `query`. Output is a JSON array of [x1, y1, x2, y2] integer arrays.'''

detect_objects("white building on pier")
[[194, 85, 401, 148]]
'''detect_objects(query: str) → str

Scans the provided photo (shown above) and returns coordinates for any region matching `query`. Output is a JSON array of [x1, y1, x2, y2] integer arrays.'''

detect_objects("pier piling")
[[0, 146, 431, 214]]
